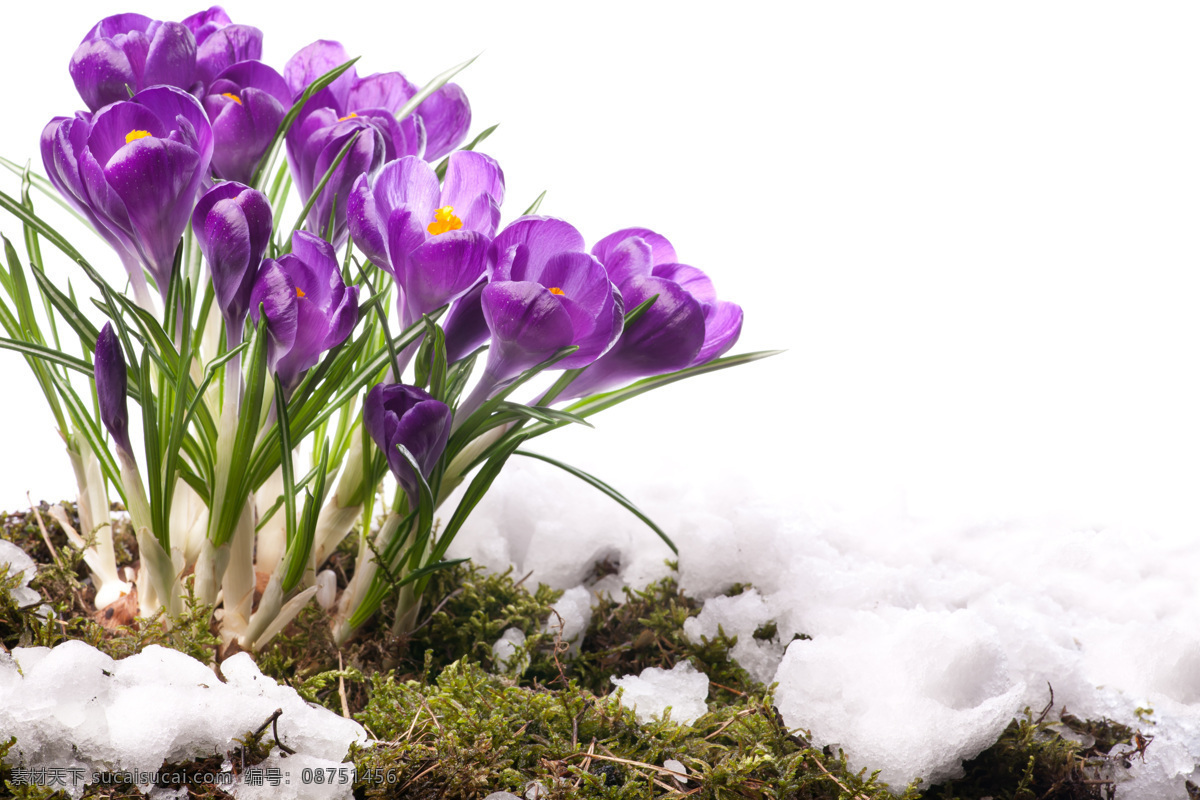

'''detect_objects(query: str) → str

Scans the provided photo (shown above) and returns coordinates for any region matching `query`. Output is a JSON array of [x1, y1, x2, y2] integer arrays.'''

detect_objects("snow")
[[491, 627, 529, 676], [610, 661, 710, 726], [0, 539, 41, 609], [447, 459, 1200, 797], [0, 642, 366, 799]]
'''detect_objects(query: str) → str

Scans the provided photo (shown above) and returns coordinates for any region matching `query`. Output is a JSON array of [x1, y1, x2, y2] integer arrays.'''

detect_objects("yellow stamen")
[[221, 92, 243, 105], [296, 287, 306, 299], [548, 287, 565, 295], [337, 112, 358, 122], [426, 205, 463, 236], [125, 130, 151, 144]]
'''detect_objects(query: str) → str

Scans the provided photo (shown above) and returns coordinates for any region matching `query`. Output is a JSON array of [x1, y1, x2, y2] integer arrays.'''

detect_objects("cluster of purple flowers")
[[54, 6, 742, 500]]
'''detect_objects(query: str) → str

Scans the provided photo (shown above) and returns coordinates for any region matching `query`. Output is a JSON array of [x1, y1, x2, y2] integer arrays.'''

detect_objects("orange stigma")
[[548, 287, 565, 295], [337, 112, 358, 122], [296, 287, 306, 298], [221, 92, 242, 105], [427, 206, 463, 235], [125, 130, 151, 144]]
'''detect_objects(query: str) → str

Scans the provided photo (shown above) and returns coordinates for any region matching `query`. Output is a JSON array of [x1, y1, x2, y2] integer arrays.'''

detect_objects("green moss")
[[925, 695, 1139, 800], [352, 658, 921, 800]]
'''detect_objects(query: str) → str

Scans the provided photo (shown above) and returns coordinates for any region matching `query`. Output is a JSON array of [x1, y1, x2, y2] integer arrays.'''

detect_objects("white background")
[[2, 2, 1200, 539]]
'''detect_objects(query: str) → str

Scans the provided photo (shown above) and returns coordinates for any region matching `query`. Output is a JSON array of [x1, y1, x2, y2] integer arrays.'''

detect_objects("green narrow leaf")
[[394, 54, 480, 124], [515, 449, 677, 554], [0, 337, 94, 376], [522, 190, 547, 216], [433, 123, 499, 179], [494, 401, 593, 428], [0, 157, 90, 228], [281, 440, 329, 592], [274, 373, 298, 562], [140, 351, 166, 548], [425, 435, 524, 577], [30, 264, 99, 352]]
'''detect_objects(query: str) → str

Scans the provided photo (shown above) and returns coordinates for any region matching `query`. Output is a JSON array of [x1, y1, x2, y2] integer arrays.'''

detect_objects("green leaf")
[[522, 190, 547, 215], [282, 440, 329, 592], [561, 350, 784, 421], [274, 372, 297, 563], [30, 264, 99, 353], [0, 337, 94, 376], [424, 435, 523, 581], [515, 449, 677, 554], [394, 54, 480, 124], [0, 157, 90, 228], [494, 401, 593, 428], [139, 350, 167, 548], [433, 123, 499, 179]]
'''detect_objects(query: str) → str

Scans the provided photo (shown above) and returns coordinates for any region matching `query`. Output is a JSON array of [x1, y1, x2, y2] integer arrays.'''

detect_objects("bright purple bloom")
[[42, 86, 213, 303], [192, 182, 272, 336], [248, 231, 359, 390], [284, 40, 471, 162], [347, 152, 504, 326], [70, 13, 197, 112], [565, 228, 743, 398], [41, 110, 147, 299], [363, 383, 452, 504], [480, 216, 623, 383], [180, 6, 263, 90], [95, 323, 132, 456], [203, 60, 290, 183]]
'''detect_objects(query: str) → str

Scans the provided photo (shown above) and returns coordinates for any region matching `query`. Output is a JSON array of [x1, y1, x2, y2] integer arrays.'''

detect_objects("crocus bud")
[[203, 61, 291, 183], [480, 216, 623, 383], [95, 323, 132, 455], [566, 228, 743, 398], [70, 14, 197, 112], [363, 383, 452, 504], [192, 182, 273, 335], [249, 231, 359, 391]]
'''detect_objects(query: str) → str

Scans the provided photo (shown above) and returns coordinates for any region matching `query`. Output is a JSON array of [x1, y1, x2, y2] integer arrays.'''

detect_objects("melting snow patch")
[[0, 641, 366, 799], [611, 661, 709, 726]]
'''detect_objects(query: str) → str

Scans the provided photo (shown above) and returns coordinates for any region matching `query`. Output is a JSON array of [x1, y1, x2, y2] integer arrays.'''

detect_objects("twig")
[[703, 708, 756, 741], [27, 496, 62, 569], [337, 652, 351, 719]]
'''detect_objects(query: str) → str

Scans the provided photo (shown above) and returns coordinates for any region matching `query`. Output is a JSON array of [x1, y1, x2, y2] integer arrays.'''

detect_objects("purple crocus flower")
[[95, 323, 133, 456], [285, 107, 420, 246], [192, 182, 272, 338], [363, 383, 452, 504], [180, 6, 263, 90], [479, 216, 623, 383], [42, 86, 213, 304], [248, 231, 359, 391], [202, 60, 291, 183], [70, 13, 197, 112], [284, 40, 471, 162], [41, 110, 148, 303], [564, 228, 744, 398], [347, 152, 504, 327]]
